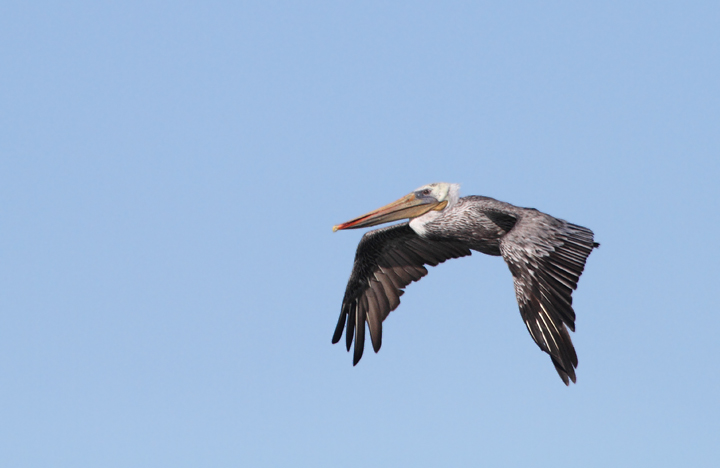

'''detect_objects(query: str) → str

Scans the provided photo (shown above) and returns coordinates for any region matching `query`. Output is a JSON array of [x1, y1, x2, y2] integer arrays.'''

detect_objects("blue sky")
[[1, 1, 719, 467]]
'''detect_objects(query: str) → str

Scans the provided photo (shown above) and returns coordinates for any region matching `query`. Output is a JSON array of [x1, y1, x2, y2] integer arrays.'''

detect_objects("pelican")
[[332, 182, 598, 385]]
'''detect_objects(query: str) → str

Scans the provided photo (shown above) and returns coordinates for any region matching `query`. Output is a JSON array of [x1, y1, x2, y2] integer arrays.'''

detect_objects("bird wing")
[[333, 222, 472, 365], [499, 210, 597, 384]]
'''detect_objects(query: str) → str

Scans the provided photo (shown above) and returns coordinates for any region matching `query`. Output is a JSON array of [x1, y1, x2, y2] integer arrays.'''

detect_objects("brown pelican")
[[332, 183, 598, 385]]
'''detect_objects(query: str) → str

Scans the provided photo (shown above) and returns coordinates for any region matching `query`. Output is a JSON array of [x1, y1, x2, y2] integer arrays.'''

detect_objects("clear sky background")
[[2, 2, 719, 467]]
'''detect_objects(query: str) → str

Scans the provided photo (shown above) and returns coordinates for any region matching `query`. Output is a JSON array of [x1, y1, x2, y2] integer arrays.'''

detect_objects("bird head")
[[333, 182, 459, 231]]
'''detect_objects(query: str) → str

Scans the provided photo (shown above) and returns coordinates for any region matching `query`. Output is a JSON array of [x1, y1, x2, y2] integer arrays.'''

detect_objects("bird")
[[331, 182, 598, 385]]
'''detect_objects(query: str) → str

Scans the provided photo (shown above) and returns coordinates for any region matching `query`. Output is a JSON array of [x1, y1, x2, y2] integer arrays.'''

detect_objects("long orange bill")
[[333, 193, 445, 231]]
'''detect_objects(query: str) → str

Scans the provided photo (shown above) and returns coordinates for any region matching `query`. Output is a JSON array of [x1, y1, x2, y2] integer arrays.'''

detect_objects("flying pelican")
[[332, 182, 598, 385]]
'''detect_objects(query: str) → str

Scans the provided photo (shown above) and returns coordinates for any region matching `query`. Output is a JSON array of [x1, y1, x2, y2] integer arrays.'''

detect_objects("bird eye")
[[421, 189, 431, 195]]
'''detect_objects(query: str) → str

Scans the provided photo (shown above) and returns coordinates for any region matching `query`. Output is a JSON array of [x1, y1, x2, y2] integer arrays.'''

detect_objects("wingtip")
[[553, 357, 576, 385]]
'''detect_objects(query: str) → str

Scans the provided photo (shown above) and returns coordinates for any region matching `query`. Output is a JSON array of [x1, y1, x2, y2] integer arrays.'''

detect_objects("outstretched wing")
[[333, 222, 472, 365], [499, 210, 598, 385]]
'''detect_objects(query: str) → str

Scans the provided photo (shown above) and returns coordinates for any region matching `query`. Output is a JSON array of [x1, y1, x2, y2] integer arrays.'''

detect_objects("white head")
[[408, 182, 460, 236], [411, 182, 460, 207]]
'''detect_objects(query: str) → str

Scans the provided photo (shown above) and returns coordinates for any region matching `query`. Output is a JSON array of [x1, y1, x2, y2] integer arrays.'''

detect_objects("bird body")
[[332, 183, 598, 385]]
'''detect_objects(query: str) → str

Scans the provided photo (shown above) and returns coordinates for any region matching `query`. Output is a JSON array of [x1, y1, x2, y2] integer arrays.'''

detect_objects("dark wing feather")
[[499, 210, 598, 385], [333, 223, 472, 364]]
